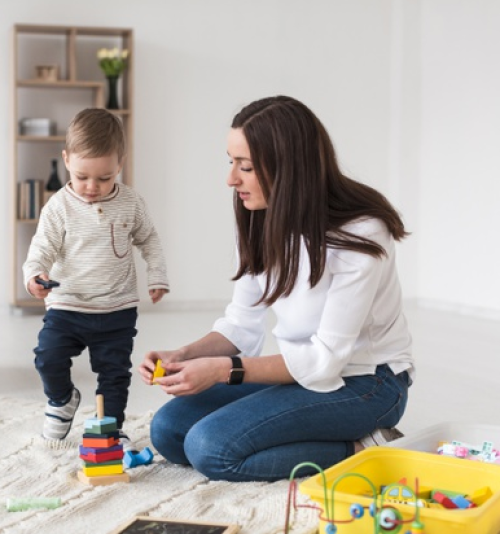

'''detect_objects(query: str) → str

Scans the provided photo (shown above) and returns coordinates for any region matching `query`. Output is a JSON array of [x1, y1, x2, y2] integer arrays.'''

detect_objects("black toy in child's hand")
[[35, 277, 60, 289]]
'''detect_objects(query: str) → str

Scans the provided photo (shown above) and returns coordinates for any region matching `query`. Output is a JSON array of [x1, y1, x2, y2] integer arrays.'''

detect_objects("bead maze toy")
[[292, 447, 500, 534], [77, 394, 129, 486], [286, 462, 425, 534]]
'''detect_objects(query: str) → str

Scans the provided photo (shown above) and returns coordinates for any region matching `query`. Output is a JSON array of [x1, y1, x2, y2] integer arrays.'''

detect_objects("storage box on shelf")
[[11, 24, 134, 309], [19, 118, 57, 136]]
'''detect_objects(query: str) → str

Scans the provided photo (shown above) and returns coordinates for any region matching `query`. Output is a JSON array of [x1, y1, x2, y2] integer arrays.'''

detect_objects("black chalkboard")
[[111, 516, 240, 534]]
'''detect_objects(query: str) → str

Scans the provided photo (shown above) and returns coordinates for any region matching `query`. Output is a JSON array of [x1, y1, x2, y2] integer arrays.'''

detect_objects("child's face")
[[62, 151, 123, 202]]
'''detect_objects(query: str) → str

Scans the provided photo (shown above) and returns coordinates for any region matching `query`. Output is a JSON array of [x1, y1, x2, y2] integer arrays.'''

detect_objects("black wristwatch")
[[227, 356, 245, 385]]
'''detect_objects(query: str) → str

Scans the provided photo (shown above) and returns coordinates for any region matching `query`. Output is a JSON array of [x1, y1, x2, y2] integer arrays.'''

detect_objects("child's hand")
[[28, 275, 52, 299], [150, 288, 167, 304]]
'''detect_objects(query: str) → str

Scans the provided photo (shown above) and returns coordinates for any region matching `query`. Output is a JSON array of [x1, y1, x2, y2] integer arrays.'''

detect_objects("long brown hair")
[[231, 96, 408, 306]]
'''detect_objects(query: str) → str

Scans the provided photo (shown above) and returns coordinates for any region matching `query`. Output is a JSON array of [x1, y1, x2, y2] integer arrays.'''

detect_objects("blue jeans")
[[34, 308, 138, 427], [150, 364, 410, 482]]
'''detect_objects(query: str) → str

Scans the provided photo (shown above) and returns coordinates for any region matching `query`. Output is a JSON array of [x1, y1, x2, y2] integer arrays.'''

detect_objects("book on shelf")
[[18, 179, 43, 220]]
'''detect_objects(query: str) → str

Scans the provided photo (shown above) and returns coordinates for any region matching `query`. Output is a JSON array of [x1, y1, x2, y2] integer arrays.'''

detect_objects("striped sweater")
[[23, 183, 169, 313]]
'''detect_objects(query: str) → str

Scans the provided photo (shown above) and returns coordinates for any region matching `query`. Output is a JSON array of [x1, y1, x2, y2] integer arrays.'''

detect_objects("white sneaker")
[[360, 427, 404, 448], [43, 388, 81, 440], [118, 430, 139, 454]]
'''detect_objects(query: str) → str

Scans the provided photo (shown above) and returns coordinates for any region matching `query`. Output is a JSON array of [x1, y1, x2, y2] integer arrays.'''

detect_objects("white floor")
[[1, 304, 499, 440]]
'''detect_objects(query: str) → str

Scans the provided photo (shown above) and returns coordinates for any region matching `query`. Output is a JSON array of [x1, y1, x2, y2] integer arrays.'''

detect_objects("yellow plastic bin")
[[299, 447, 500, 534]]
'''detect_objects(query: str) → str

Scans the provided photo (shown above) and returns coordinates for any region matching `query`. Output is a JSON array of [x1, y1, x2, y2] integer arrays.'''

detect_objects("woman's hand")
[[153, 357, 231, 396], [138, 348, 186, 385], [139, 332, 240, 390]]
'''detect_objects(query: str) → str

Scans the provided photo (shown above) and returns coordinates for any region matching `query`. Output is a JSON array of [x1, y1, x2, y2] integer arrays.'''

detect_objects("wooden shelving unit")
[[11, 24, 134, 309]]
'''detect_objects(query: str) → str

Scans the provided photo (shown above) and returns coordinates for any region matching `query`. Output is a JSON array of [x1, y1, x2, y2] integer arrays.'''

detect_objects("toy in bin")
[[438, 438, 500, 464], [293, 448, 500, 534], [77, 394, 129, 486]]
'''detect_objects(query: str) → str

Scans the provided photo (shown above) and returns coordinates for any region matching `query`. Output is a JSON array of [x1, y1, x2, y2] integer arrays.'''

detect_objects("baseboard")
[[3, 298, 499, 322], [405, 297, 500, 321]]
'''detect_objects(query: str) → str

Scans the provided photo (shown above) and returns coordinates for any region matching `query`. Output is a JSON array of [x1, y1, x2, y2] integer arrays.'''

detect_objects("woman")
[[139, 96, 413, 482]]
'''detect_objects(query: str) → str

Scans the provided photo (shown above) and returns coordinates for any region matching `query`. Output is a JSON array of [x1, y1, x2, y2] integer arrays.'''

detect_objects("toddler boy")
[[23, 108, 169, 451]]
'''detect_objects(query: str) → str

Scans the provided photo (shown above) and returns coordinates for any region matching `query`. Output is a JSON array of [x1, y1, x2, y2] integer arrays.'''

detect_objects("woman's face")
[[227, 128, 267, 210]]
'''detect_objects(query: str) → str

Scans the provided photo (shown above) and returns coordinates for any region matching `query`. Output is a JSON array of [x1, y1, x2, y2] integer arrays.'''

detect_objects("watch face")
[[228, 368, 245, 385]]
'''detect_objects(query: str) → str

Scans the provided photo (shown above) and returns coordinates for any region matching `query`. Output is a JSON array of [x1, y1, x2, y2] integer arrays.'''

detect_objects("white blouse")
[[213, 217, 414, 392]]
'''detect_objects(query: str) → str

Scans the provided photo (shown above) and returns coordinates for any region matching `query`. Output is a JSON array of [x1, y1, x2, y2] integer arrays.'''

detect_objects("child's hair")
[[65, 108, 126, 161]]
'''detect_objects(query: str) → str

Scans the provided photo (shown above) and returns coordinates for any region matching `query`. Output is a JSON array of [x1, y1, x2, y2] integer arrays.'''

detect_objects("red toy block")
[[433, 491, 458, 509], [82, 436, 119, 448], [80, 447, 124, 463]]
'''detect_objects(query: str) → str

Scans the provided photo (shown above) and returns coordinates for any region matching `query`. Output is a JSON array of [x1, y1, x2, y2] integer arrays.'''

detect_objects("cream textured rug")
[[0, 397, 319, 534]]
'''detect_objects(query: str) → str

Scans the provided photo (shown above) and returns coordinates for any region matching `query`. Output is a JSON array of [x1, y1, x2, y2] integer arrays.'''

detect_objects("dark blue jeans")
[[34, 308, 138, 428], [150, 364, 410, 482]]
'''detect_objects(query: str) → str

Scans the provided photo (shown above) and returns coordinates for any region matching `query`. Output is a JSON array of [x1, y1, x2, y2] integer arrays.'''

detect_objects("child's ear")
[[117, 155, 126, 175], [62, 150, 70, 170]]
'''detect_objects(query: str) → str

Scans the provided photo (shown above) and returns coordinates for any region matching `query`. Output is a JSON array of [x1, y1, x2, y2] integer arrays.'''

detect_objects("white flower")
[[97, 48, 130, 77]]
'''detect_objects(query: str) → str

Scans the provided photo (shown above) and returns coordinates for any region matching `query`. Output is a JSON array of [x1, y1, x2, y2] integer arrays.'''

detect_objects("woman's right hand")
[[138, 349, 186, 385]]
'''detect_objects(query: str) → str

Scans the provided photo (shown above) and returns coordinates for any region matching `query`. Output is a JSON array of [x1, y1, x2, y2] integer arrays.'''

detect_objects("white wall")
[[388, 0, 422, 299], [418, 0, 500, 317], [0, 0, 498, 318]]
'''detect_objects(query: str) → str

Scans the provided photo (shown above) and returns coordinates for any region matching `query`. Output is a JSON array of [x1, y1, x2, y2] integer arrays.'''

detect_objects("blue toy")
[[123, 446, 154, 469]]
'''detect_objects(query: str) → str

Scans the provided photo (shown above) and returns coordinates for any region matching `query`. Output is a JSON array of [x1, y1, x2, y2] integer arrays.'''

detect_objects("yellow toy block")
[[468, 486, 493, 506], [152, 359, 165, 383], [416, 485, 433, 500], [82, 463, 124, 477], [77, 470, 130, 486]]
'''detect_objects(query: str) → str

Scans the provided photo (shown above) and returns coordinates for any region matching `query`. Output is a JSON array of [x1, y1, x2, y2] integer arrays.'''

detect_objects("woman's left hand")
[[153, 357, 231, 396]]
